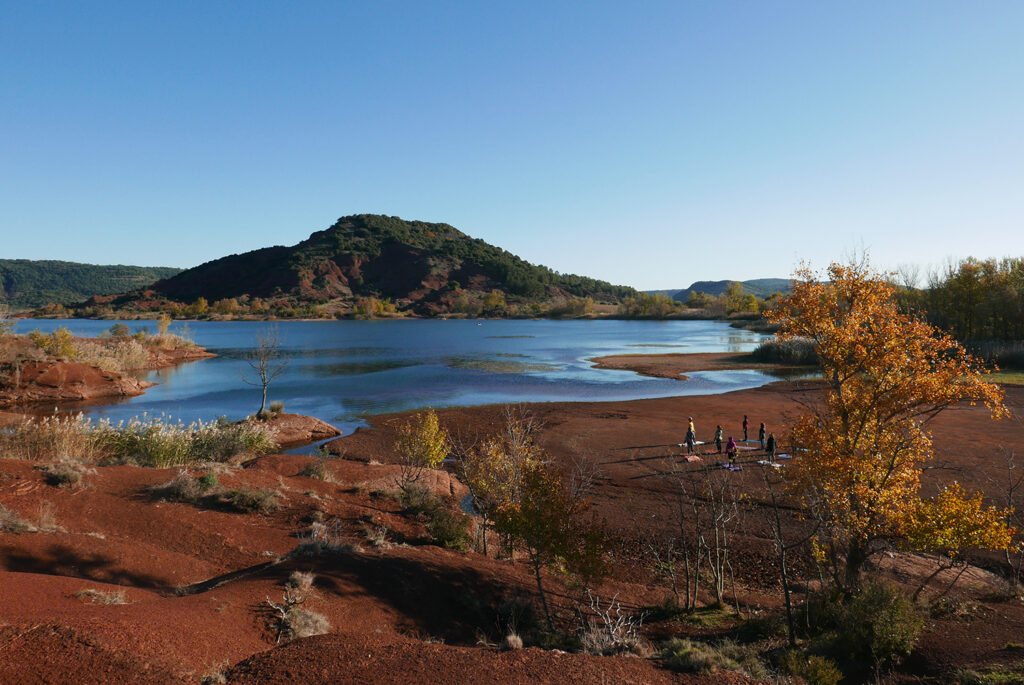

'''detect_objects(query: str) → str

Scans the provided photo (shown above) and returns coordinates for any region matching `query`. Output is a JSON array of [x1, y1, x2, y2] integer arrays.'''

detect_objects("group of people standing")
[[684, 414, 777, 465]]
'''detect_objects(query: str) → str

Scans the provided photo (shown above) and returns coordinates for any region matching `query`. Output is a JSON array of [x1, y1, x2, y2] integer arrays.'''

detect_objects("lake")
[[15, 319, 772, 437]]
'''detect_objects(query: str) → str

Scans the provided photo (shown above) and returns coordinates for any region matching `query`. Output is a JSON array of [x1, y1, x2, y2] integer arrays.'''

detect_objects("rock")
[[255, 413, 342, 447]]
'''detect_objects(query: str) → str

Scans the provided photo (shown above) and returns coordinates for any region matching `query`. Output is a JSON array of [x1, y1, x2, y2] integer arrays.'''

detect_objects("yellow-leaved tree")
[[394, 409, 450, 493], [767, 261, 1014, 592], [459, 411, 604, 631]]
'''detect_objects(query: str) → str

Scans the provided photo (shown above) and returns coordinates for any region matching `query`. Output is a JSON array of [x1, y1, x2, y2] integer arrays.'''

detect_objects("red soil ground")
[[1, 353, 1023, 682]]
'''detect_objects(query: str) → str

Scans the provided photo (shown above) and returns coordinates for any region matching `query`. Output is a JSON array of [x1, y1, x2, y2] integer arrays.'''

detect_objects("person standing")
[[766, 432, 777, 463], [742, 415, 749, 441], [758, 422, 766, 449], [685, 427, 696, 455], [688, 416, 695, 438], [714, 425, 723, 454], [726, 436, 737, 465]]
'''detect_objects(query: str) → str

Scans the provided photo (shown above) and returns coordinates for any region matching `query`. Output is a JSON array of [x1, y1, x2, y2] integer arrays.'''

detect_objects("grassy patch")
[[955, 665, 1024, 684], [0, 413, 276, 466], [990, 370, 1024, 385]]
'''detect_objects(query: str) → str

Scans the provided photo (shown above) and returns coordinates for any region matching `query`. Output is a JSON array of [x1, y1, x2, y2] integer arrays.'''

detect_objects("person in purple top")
[[726, 436, 737, 465]]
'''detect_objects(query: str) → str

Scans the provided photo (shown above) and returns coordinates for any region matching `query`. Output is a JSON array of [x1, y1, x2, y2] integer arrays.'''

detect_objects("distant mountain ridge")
[[78, 214, 636, 317], [0, 259, 181, 309], [648, 278, 792, 301]]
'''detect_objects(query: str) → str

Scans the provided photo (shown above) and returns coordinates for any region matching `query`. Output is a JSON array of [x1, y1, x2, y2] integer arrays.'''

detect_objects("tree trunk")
[[531, 551, 553, 631], [844, 540, 868, 594]]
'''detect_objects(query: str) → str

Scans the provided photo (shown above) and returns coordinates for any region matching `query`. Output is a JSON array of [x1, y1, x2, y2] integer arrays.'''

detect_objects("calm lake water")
[[16, 319, 772, 437]]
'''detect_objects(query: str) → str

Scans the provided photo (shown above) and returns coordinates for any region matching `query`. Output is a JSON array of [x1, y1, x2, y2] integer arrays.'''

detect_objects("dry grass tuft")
[[74, 588, 129, 605]]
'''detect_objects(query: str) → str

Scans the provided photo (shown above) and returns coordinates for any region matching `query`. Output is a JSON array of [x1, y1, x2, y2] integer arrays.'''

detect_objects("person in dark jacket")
[[758, 422, 766, 449], [766, 432, 777, 463], [714, 425, 724, 453]]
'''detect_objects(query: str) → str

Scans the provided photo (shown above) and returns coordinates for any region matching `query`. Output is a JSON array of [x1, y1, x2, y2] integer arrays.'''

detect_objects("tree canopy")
[[767, 261, 1015, 591]]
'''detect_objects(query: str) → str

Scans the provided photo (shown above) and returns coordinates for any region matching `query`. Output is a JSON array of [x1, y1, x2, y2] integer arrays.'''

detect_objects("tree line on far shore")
[[895, 256, 1024, 369]]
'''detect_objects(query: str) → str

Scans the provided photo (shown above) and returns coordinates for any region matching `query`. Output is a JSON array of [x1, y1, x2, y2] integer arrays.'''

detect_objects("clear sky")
[[2, 2, 1022, 290]]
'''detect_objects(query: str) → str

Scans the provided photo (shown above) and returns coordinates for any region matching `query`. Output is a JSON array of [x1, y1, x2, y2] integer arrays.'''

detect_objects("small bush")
[[807, 583, 924, 675], [40, 460, 93, 488], [398, 483, 441, 515], [223, 488, 279, 514], [778, 650, 843, 685], [501, 633, 523, 650], [198, 471, 218, 490], [296, 518, 356, 556], [74, 588, 128, 605], [280, 608, 331, 641], [749, 336, 818, 365], [269, 400, 285, 415], [150, 470, 206, 503], [287, 571, 315, 594], [426, 507, 472, 551], [362, 522, 390, 548], [660, 638, 739, 674], [299, 459, 327, 481], [717, 640, 769, 680], [0, 503, 35, 533]]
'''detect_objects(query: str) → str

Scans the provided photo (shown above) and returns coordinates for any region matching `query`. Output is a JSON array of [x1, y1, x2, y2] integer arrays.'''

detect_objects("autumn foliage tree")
[[460, 411, 604, 631], [393, 409, 450, 493], [767, 261, 1015, 592]]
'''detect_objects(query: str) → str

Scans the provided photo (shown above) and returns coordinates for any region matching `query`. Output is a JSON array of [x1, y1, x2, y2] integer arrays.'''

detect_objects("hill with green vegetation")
[[0, 259, 181, 310], [62, 215, 636, 319], [661, 278, 792, 301]]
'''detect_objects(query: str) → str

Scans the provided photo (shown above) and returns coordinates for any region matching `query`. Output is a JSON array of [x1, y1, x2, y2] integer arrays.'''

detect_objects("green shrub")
[[269, 400, 285, 414], [426, 506, 472, 551], [808, 583, 924, 675], [778, 650, 843, 685], [398, 483, 441, 515], [197, 471, 218, 490]]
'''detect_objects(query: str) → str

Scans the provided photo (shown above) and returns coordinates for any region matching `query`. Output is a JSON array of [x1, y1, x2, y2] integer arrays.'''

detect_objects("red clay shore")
[[2, 352, 1023, 682], [0, 339, 216, 408]]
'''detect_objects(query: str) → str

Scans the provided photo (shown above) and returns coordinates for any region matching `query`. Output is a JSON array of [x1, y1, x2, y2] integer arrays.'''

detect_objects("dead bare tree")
[[697, 463, 741, 611], [243, 326, 288, 417], [759, 464, 820, 647], [988, 447, 1024, 590]]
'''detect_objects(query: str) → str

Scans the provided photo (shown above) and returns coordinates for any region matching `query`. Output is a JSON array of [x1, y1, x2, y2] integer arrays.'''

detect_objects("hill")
[[0, 259, 181, 310], [652, 278, 792, 301], [69, 215, 636, 318]]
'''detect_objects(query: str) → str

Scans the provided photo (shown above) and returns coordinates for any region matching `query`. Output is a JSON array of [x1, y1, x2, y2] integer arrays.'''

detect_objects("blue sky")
[[2, 2, 1022, 289]]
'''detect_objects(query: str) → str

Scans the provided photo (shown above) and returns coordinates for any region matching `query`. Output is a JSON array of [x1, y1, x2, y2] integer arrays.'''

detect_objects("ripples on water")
[[17, 319, 770, 438]]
